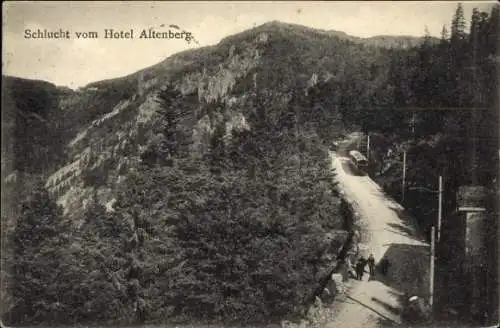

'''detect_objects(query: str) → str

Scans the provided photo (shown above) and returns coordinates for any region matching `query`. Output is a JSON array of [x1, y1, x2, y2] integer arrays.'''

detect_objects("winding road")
[[326, 133, 430, 327]]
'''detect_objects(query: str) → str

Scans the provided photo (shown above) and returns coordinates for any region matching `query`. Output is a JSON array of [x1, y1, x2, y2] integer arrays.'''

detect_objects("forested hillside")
[[1, 3, 498, 326], [1, 77, 72, 175], [2, 82, 346, 325]]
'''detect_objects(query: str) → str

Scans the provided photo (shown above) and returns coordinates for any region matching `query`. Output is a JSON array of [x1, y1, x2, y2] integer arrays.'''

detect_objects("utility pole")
[[437, 176, 443, 243], [406, 180, 441, 311], [411, 112, 416, 136], [366, 134, 370, 160], [401, 150, 407, 202], [471, 16, 478, 185], [430, 225, 435, 310]]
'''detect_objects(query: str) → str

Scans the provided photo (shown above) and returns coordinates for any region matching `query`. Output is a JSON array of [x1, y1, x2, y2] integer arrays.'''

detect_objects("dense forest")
[[2, 3, 498, 326]]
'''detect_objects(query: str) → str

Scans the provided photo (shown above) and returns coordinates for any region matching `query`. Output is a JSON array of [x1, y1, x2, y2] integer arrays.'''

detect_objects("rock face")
[[41, 28, 266, 218]]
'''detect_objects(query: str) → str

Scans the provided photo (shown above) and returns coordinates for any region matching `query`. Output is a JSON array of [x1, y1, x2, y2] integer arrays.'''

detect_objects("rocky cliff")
[[41, 27, 269, 219]]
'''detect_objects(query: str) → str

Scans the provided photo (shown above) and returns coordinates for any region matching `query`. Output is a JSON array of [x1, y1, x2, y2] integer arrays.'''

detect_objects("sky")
[[3, 1, 496, 89]]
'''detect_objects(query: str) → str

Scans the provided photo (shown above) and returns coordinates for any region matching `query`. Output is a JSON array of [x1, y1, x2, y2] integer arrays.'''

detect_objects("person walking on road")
[[355, 256, 366, 280], [380, 257, 391, 276], [367, 254, 375, 278]]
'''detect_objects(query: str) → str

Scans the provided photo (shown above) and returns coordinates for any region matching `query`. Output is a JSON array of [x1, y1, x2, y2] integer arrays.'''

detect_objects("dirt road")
[[326, 134, 430, 327]]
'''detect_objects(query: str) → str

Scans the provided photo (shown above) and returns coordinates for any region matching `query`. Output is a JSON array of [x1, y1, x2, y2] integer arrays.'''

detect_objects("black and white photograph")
[[2, 1, 499, 327]]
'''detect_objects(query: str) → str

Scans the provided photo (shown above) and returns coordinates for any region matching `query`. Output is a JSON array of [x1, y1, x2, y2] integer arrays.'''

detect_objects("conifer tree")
[[440, 25, 449, 43], [141, 84, 190, 166], [451, 3, 467, 45]]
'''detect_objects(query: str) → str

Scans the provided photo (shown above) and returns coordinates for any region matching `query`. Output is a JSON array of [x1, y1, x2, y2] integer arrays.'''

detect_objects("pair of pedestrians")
[[355, 254, 376, 280]]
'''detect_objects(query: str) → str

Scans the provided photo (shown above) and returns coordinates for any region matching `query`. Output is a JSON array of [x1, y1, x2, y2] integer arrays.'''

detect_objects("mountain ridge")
[[84, 21, 436, 89], [2, 19, 436, 218], [5, 21, 436, 91]]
